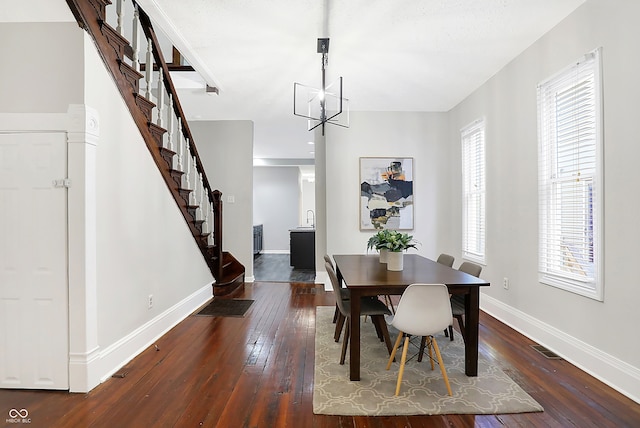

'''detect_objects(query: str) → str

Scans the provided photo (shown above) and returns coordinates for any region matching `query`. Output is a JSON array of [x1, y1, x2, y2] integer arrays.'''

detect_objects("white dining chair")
[[386, 283, 453, 396]]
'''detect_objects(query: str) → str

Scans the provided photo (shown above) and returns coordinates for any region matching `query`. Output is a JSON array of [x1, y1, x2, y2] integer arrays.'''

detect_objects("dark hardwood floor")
[[2, 282, 639, 427]]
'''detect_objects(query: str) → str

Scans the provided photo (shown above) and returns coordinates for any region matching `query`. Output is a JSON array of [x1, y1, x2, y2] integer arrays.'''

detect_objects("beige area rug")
[[313, 306, 544, 416]]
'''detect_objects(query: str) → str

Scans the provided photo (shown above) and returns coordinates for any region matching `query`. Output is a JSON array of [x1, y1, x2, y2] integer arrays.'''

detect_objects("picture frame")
[[359, 157, 414, 230]]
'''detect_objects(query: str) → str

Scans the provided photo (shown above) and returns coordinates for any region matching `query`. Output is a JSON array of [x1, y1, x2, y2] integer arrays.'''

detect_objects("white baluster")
[[145, 38, 153, 99], [197, 172, 205, 220], [176, 116, 184, 172], [116, 0, 124, 35], [166, 95, 174, 152], [193, 156, 198, 204], [183, 138, 191, 190], [208, 199, 215, 245], [190, 155, 199, 206], [202, 191, 210, 234], [156, 68, 164, 127], [132, 5, 140, 72]]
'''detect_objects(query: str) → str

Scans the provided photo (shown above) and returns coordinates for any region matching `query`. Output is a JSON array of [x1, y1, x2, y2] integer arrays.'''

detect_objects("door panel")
[[0, 132, 69, 390]]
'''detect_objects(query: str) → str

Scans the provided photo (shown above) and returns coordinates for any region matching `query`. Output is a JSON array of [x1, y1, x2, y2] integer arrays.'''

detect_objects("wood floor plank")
[[1, 281, 639, 427]]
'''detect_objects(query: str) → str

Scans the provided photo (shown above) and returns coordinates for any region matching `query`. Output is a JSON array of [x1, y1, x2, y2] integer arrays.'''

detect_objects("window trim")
[[537, 48, 604, 301]]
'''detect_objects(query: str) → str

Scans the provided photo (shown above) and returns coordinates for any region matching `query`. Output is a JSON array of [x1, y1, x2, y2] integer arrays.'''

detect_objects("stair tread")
[[67, 0, 245, 293]]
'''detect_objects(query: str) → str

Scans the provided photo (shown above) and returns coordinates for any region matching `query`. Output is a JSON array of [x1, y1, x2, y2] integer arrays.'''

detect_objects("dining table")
[[333, 254, 490, 381]]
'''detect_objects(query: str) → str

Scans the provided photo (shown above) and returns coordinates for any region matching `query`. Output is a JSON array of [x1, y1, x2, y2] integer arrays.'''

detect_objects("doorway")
[[0, 132, 69, 390], [252, 164, 315, 283]]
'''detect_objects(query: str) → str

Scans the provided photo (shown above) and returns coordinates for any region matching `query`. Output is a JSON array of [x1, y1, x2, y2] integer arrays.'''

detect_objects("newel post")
[[212, 189, 223, 277]]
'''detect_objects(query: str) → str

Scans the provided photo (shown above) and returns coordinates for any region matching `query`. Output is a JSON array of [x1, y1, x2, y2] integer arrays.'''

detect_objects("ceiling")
[[9, 0, 587, 160]]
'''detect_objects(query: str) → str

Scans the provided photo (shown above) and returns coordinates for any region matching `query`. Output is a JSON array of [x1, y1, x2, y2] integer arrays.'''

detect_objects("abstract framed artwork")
[[360, 157, 414, 230]]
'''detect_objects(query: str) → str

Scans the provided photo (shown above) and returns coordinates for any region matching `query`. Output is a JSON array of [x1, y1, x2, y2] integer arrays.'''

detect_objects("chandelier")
[[294, 38, 349, 135]]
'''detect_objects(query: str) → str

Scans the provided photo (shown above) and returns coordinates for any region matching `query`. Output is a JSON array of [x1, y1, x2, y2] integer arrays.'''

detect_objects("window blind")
[[461, 119, 486, 263], [537, 48, 603, 300]]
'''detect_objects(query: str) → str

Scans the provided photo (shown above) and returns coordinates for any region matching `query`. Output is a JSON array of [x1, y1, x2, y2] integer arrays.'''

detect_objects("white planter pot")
[[379, 249, 389, 263], [387, 251, 404, 271]]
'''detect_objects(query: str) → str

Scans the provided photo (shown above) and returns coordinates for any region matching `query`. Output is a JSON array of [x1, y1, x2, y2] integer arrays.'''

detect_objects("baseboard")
[[260, 250, 289, 254], [481, 294, 640, 404], [316, 270, 330, 290], [73, 283, 213, 392]]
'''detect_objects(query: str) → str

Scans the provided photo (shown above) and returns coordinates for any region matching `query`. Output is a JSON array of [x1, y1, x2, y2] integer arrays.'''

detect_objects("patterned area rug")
[[313, 306, 544, 416]]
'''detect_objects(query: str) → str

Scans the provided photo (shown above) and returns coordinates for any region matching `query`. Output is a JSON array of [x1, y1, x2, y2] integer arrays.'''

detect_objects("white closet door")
[[0, 132, 69, 390]]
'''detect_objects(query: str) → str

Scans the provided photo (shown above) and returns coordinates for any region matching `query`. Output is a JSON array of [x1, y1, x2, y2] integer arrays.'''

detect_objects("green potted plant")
[[367, 229, 393, 263], [378, 230, 419, 271], [367, 230, 418, 267]]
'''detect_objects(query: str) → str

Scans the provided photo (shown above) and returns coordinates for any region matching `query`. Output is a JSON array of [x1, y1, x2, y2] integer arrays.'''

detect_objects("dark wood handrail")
[[136, 6, 215, 205], [65, 0, 244, 293]]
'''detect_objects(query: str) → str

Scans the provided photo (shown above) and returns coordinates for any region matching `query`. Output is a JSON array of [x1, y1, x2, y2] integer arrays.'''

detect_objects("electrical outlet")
[[503, 277, 509, 290], [148, 294, 153, 309]]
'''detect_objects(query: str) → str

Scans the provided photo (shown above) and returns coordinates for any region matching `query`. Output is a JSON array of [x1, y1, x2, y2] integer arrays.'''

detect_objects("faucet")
[[306, 210, 315, 228]]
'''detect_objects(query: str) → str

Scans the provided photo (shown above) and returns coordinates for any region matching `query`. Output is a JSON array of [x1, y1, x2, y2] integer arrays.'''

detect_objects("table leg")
[[349, 289, 361, 381], [464, 288, 480, 376]]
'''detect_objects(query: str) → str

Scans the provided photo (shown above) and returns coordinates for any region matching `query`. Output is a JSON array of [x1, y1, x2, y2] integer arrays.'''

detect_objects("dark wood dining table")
[[333, 254, 490, 381]]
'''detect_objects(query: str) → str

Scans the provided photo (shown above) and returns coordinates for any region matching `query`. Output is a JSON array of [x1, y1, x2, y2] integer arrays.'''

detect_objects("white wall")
[[190, 121, 254, 280], [325, 111, 453, 260], [0, 22, 83, 112], [253, 166, 301, 251], [84, 36, 213, 351], [0, 19, 215, 390], [447, 0, 640, 402]]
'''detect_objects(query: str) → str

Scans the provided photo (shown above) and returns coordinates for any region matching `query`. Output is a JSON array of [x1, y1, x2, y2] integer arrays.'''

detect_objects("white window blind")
[[461, 119, 486, 263], [537, 48, 603, 300]]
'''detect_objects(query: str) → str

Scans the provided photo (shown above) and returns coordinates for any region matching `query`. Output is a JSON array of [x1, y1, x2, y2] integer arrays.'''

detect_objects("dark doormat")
[[195, 299, 254, 317]]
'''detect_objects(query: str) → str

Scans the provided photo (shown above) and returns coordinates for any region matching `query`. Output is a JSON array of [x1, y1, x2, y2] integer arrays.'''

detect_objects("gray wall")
[[447, 0, 640, 400], [190, 121, 254, 279], [0, 22, 83, 112], [253, 166, 300, 252], [325, 111, 453, 259], [323, 0, 640, 402]]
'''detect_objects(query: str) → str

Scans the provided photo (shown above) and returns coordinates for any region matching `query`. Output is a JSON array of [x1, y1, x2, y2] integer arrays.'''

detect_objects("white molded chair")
[[386, 283, 453, 396], [420, 259, 482, 360]]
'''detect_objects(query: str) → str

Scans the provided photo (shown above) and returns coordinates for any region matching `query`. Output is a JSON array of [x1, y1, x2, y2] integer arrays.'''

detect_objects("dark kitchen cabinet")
[[290, 229, 315, 269]]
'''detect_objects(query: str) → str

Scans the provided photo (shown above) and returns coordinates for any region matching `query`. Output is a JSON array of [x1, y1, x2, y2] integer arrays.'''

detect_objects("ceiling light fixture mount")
[[294, 38, 349, 135]]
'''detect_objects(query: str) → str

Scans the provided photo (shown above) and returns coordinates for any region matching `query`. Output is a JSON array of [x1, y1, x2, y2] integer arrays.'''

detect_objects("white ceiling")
[[7, 0, 587, 160]]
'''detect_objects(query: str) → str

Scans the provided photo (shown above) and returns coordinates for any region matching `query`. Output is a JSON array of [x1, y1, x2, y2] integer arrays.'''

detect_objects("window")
[[461, 119, 486, 264], [537, 48, 603, 300]]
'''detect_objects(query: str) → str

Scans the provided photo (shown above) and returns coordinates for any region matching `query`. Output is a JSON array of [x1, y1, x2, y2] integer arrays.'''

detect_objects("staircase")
[[65, 0, 245, 296]]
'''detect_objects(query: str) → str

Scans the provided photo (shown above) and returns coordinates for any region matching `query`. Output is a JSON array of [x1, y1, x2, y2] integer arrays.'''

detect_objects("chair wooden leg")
[[339, 320, 350, 365], [372, 315, 393, 355], [386, 331, 404, 370], [395, 336, 410, 396], [417, 336, 427, 362], [455, 315, 466, 344], [448, 325, 454, 341], [427, 336, 434, 370], [334, 313, 346, 342], [372, 316, 383, 341], [333, 304, 339, 323], [431, 337, 452, 396], [383, 295, 395, 314]]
